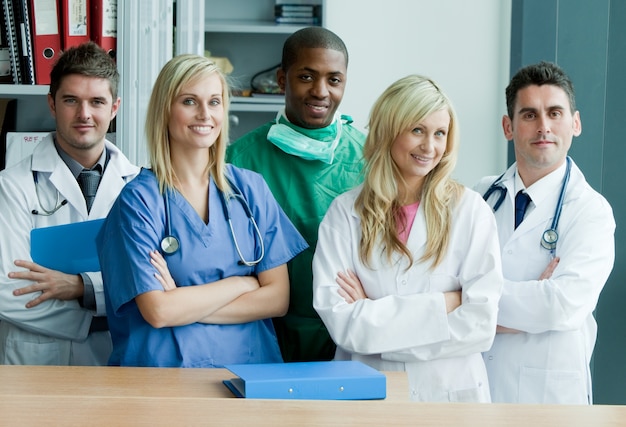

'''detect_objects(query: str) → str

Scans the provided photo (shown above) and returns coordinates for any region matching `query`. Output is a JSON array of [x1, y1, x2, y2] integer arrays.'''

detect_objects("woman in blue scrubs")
[[97, 54, 308, 367]]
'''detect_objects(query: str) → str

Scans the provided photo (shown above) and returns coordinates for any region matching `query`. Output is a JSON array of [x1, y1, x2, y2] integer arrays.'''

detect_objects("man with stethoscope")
[[475, 61, 615, 404], [0, 42, 138, 365]]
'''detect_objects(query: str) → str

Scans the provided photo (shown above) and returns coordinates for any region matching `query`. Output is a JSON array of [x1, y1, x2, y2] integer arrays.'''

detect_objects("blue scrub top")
[[97, 166, 308, 367]]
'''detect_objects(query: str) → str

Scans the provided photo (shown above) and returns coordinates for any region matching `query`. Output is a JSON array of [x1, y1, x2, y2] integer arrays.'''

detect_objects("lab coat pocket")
[[0, 322, 72, 365], [448, 385, 486, 403], [519, 366, 587, 404], [1, 337, 68, 365], [428, 274, 460, 292]]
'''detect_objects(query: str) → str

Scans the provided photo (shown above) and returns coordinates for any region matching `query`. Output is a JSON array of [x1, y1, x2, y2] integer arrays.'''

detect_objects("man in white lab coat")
[[475, 61, 615, 404], [0, 42, 139, 365]]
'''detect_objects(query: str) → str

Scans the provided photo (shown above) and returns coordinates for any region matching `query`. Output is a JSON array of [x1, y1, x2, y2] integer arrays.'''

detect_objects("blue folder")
[[223, 360, 386, 400], [30, 219, 105, 274]]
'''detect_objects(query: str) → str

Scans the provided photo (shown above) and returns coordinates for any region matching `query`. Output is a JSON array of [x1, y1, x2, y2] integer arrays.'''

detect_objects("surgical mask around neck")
[[267, 109, 343, 164]]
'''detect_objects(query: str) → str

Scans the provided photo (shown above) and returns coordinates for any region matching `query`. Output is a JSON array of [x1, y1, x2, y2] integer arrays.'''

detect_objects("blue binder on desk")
[[30, 219, 105, 274], [223, 361, 386, 400]]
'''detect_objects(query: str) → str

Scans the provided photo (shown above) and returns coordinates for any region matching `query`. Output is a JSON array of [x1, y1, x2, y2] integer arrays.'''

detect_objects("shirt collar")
[[54, 136, 107, 179], [515, 161, 568, 207]]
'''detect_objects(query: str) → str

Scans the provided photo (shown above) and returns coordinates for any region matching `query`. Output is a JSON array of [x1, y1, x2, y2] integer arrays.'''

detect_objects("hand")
[[9, 259, 84, 308], [150, 250, 177, 291], [539, 256, 560, 280], [443, 291, 462, 313], [336, 270, 367, 303]]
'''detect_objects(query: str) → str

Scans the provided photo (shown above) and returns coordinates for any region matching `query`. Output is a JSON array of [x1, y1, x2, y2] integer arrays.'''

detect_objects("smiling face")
[[48, 74, 119, 167], [503, 84, 581, 186], [390, 108, 450, 195], [277, 47, 347, 129], [168, 72, 224, 157]]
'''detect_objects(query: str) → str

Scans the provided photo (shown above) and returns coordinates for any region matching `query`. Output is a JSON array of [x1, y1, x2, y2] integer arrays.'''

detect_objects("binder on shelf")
[[60, 0, 89, 50], [29, 0, 62, 85], [90, 0, 116, 59], [223, 361, 386, 400], [0, 6, 12, 83], [31, 218, 105, 274], [11, 0, 35, 84], [3, 0, 21, 83], [16, 0, 35, 84]]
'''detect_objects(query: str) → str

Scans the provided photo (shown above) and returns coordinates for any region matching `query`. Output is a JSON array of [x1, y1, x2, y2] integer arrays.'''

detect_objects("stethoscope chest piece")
[[541, 229, 558, 250], [161, 235, 180, 255], [161, 188, 180, 255], [159, 178, 264, 264]]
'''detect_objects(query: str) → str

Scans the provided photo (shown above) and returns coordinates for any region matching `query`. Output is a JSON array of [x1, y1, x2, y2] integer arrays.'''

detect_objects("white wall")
[[324, 0, 511, 186]]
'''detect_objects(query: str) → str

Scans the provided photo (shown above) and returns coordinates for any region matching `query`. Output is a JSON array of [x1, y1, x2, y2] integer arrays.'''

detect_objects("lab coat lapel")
[[49, 162, 86, 217], [481, 165, 518, 248], [89, 142, 137, 218], [88, 163, 124, 217], [32, 139, 88, 218]]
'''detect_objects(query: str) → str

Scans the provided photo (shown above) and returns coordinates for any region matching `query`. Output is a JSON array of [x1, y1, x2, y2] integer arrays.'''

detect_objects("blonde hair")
[[356, 75, 464, 270], [145, 54, 231, 193]]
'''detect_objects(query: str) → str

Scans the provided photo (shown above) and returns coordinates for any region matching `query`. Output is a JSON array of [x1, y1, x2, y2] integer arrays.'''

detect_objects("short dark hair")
[[505, 61, 576, 119], [281, 26, 348, 72], [49, 41, 119, 100]]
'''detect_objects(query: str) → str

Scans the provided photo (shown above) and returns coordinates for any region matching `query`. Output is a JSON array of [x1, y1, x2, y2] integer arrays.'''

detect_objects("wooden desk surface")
[[1, 365, 625, 426], [0, 365, 410, 401], [1, 395, 626, 426]]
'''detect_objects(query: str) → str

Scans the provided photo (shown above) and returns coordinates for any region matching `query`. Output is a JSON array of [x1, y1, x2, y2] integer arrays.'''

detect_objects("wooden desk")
[[1, 394, 626, 426], [1, 365, 625, 426], [0, 365, 409, 401]]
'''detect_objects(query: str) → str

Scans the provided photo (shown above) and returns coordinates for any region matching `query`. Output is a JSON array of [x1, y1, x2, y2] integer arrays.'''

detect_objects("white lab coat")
[[0, 134, 139, 365], [475, 160, 615, 404], [312, 186, 502, 402]]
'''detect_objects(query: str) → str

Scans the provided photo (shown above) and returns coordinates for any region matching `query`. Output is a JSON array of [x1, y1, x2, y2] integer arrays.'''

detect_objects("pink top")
[[396, 201, 419, 244]]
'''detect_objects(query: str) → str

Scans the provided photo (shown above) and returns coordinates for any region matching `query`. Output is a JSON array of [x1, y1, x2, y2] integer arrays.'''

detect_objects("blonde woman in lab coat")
[[312, 75, 502, 402]]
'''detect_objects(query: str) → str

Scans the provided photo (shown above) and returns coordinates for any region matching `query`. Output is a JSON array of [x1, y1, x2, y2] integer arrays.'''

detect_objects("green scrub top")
[[226, 118, 365, 362]]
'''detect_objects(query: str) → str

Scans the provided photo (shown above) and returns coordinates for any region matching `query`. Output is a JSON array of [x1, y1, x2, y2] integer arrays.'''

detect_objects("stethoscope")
[[31, 171, 68, 216], [30, 151, 110, 216], [160, 179, 265, 267], [483, 156, 571, 254]]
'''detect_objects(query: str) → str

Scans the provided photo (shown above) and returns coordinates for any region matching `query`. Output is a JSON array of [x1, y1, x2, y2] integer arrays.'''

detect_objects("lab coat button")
[[488, 356, 493, 360], [401, 280, 407, 285]]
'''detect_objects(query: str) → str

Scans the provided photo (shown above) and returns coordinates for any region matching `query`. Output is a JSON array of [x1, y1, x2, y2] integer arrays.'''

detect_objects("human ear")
[[277, 68, 286, 91], [572, 111, 582, 137], [502, 115, 514, 140]]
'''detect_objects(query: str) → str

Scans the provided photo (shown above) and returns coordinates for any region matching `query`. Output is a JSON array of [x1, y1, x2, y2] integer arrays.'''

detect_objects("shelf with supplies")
[[204, 0, 324, 140], [0, 0, 119, 155]]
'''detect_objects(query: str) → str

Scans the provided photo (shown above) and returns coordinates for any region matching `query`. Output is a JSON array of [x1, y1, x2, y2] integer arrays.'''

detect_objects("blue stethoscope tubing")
[[160, 179, 265, 267], [483, 156, 572, 254]]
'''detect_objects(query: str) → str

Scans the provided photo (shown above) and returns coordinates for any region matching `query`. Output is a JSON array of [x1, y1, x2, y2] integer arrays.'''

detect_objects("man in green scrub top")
[[227, 27, 365, 362]]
